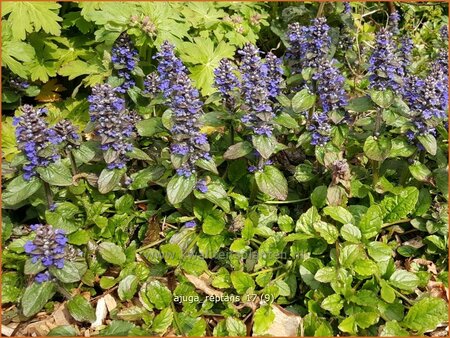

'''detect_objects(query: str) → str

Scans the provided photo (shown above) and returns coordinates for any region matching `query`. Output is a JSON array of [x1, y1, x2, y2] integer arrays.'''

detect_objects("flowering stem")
[[43, 181, 53, 209], [136, 238, 168, 252], [68, 150, 78, 176], [316, 3, 325, 17]]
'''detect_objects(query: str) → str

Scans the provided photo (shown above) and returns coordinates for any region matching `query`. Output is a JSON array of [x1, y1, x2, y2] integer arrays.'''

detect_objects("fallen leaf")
[[52, 303, 72, 326], [35, 79, 66, 102], [91, 297, 107, 329], [103, 294, 117, 312], [427, 281, 449, 301], [184, 273, 224, 298], [265, 304, 302, 336]]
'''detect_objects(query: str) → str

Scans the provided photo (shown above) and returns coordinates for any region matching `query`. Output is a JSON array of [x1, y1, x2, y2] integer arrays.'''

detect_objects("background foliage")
[[1, 1, 449, 337]]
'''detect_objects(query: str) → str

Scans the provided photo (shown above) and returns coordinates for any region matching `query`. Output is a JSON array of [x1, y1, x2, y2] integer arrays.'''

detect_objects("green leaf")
[[340, 223, 362, 243], [273, 112, 299, 129], [3, 2, 62, 40], [67, 295, 96, 323], [152, 308, 173, 334], [98, 242, 126, 266], [202, 209, 225, 235], [101, 320, 135, 336], [129, 165, 165, 190], [417, 134, 437, 155], [45, 202, 79, 233], [311, 185, 327, 208], [363, 136, 392, 161], [72, 142, 97, 163], [58, 60, 100, 80], [225, 317, 246, 336], [389, 138, 416, 157], [142, 280, 172, 310], [380, 321, 409, 336], [409, 161, 432, 182], [167, 174, 196, 205], [180, 256, 208, 275], [98, 168, 125, 194], [291, 88, 316, 113], [294, 164, 315, 182], [434, 168, 448, 201], [370, 89, 394, 108], [223, 142, 253, 160], [252, 305, 275, 335], [380, 279, 396, 303], [359, 205, 383, 239], [21, 281, 56, 317], [388, 270, 419, 291], [314, 221, 339, 244], [47, 326, 78, 336], [314, 267, 336, 283], [2, 176, 42, 208], [136, 117, 165, 137], [323, 206, 354, 224], [230, 271, 255, 294], [321, 294, 343, 316], [403, 297, 448, 334], [36, 161, 72, 186], [160, 244, 182, 266], [49, 261, 87, 283], [380, 187, 419, 222], [118, 275, 139, 301], [197, 233, 223, 258], [195, 181, 230, 213], [252, 135, 277, 159], [346, 96, 374, 112], [367, 242, 393, 262], [255, 165, 288, 201]]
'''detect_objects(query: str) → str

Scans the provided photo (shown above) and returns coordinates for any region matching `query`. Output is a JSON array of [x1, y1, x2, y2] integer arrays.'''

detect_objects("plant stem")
[[56, 283, 73, 300], [316, 3, 325, 17], [263, 197, 309, 204], [170, 302, 183, 334], [136, 237, 168, 252], [43, 181, 53, 208], [382, 218, 411, 228], [68, 150, 78, 176], [250, 266, 282, 277]]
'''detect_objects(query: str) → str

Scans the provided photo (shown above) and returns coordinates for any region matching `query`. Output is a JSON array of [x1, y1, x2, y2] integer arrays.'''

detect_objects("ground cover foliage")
[[1, 1, 449, 336]]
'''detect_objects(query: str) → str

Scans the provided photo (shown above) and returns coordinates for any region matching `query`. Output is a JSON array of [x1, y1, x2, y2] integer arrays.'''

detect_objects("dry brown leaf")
[[263, 304, 302, 336], [427, 280, 449, 301], [52, 303, 72, 326], [142, 215, 161, 246], [412, 258, 438, 275], [35, 79, 66, 102], [184, 273, 224, 297], [1, 325, 15, 337], [23, 319, 55, 336]]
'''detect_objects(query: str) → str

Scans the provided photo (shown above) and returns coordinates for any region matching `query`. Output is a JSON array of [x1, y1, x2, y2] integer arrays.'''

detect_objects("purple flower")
[[88, 84, 140, 169], [196, 178, 208, 193], [286, 18, 330, 74], [214, 58, 239, 108], [343, 2, 351, 14], [24, 241, 36, 254], [14, 105, 60, 180], [368, 28, 405, 94], [155, 41, 211, 178], [35, 271, 51, 283], [184, 220, 197, 228], [24, 224, 71, 282], [264, 52, 283, 98], [313, 59, 347, 113], [10, 75, 30, 91], [143, 72, 160, 95], [389, 11, 401, 34], [238, 43, 275, 137], [111, 32, 139, 92]]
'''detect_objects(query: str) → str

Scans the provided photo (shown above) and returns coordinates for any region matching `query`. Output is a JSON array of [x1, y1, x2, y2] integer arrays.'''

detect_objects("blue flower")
[[184, 220, 197, 228], [35, 271, 51, 283], [111, 32, 139, 93], [286, 18, 331, 74], [143, 72, 160, 95], [155, 41, 211, 178], [88, 84, 140, 169], [24, 224, 70, 282], [196, 178, 208, 193], [263, 52, 283, 98], [343, 2, 351, 14], [389, 11, 401, 34], [313, 59, 347, 113], [14, 105, 60, 180], [368, 28, 405, 94], [238, 43, 275, 137], [214, 58, 240, 108]]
